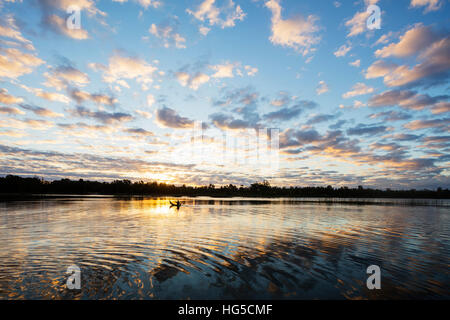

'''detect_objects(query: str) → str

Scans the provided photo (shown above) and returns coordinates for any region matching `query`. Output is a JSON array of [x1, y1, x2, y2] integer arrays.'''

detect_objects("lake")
[[0, 197, 449, 299]]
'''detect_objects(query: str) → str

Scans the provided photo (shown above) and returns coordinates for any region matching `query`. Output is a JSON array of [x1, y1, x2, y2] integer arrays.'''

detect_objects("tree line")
[[0, 175, 448, 199]]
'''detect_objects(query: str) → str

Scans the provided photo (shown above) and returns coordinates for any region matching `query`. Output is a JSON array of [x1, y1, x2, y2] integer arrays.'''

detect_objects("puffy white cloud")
[[0, 47, 44, 79], [44, 14, 89, 40], [345, 10, 370, 37], [134, 0, 162, 9], [39, 0, 106, 16], [265, 0, 320, 56], [19, 85, 70, 104], [0, 14, 35, 50], [199, 26, 211, 36], [0, 88, 23, 104], [244, 65, 258, 76], [366, 36, 450, 88], [44, 65, 89, 90], [146, 94, 155, 107], [410, 0, 443, 13], [334, 44, 351, 57], [349, 59, 361, 67], [187, 0, 245, 30], [148, 23, 186, 49], [316, 80, 329, 95], [375, 24, 438, 58], [366, 25, 450, 88], [175, 71, 210, 90], [90, 54, 157, 85], [135, 109, 153, 119], [210, 62, 236, 78], [342, 82, 374, 99]]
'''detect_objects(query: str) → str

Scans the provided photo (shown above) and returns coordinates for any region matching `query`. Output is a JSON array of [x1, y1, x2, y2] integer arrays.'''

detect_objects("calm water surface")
[[0, 197, 449, 299]]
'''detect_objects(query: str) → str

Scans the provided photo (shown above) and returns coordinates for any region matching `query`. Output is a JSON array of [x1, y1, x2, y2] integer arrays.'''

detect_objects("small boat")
[[169, 200, 181, 209]]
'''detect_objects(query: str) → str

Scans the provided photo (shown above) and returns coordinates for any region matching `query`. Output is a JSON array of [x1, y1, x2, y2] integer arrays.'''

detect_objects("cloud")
[[19, 104, 64, 118], [316, 80, 329, 95], [90, 53, 157, 86], [0, 106, 25, 115], [0, 88, 23, 104], [124, 127, 154, 136], [69, 106, 133, 124], [210, 62, 236, 78], [38, 0, 106, 16], [383, 133, 421, 141], [375, 24, 438, 58], [146, 94, 155, 107], [68, 88, 117, 106], [0, 47, 44, 79], [342, 82, 374, 98], [431, 102, 450, 114], [57, 121, 115, 134], [155, 107, 194, 128], [209, 62, 258, 79], [369, 110, 412, 122], [404, 118, 450, 131], [265, 0, 320, 56], [345, 10, 370, 37], [44, 14, 89, 40], [270, 91, 291, 107], [0, 118, 54, 130], [349, 59, 361, 67], [19, 85, 70, 104], [366, 25, 450, 88], [306, 113, 335, 125], [148, 21, 186, 49], [347, 124, 388, 136], [410, 0, 443, 13], [135, 109, 152, 119], [209, 112, 258, 130], [0, 14, 35, 50], [187, 0, 245, 30], [374, 32, 395, 46], [175, 71, 210, 90], [368, 89, 448, 110], [0, 143, 196, 182], [334, 44, 351, 57], [244, 65, 258, 76], [212, 86, 259, 107], [44, 65, 89, 90], [263, 105, 304, 121], [339, 100, 366, 109], [113, 0, 162, 9]]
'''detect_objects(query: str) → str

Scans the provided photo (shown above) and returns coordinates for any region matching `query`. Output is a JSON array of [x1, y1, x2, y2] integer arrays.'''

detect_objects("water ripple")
[[0, 197, 449, 299]]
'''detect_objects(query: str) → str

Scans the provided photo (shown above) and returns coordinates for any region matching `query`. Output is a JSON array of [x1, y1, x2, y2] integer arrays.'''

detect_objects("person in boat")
[[170, 200, 181, 208]]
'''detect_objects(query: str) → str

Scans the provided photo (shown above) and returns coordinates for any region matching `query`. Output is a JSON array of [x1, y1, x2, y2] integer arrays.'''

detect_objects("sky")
[[0, 0, 449, 189]]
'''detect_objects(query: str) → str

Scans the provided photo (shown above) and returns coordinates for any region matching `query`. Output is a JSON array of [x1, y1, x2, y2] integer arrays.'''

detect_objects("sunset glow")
[[0, 0, 448, 188]]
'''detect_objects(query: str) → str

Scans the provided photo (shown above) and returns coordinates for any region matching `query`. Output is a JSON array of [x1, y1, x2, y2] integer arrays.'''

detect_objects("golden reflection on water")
[[0, 197, 449, 299]]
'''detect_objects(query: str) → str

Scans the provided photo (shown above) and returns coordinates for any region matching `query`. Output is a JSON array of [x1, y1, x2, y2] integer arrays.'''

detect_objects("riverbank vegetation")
[[0, 175, 449, 199]]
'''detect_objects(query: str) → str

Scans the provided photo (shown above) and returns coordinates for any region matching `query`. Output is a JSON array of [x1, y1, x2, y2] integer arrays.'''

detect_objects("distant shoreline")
[[1, 175, 449, 200]]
